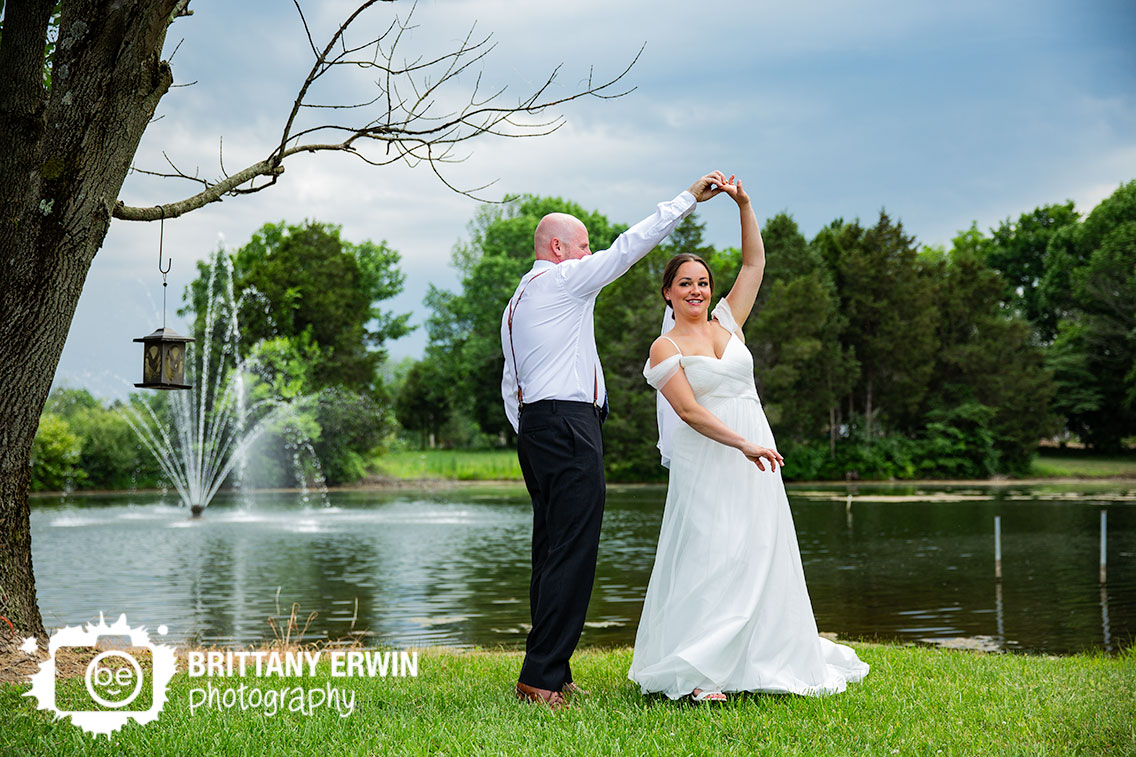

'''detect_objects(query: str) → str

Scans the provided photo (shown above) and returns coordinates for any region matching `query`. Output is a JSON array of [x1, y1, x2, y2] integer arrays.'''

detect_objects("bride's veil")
[[655, 305, 681, 469]]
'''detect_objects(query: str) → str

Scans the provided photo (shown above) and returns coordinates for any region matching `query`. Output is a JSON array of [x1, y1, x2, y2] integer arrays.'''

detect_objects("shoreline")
[[27, 474, 1136, 499]]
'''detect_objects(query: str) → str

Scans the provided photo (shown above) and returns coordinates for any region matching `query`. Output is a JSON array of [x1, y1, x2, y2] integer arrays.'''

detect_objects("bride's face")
[[665, 261, 712, 319]]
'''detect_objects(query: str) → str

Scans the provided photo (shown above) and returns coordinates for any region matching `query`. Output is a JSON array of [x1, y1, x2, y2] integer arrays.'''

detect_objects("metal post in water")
[[995, 579, 1005, 645], [994, 515, 1002, 581], [1101, 584, 1111, 652], [1100, 509, 1107, 584]]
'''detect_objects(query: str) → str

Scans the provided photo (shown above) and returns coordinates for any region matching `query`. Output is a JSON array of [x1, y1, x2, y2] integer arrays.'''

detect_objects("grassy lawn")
[[2, 644, 1133, 755], [373, 449, 523, 481], [1028, 451, 1136, 479]]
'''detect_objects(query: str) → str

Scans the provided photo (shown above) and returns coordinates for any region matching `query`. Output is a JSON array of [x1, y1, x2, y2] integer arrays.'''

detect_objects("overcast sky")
[[55, 0, 1136, 399]]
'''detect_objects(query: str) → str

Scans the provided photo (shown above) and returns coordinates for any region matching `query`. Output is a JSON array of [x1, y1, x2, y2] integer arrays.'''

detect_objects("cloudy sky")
[[56, 0, 1136, 399]]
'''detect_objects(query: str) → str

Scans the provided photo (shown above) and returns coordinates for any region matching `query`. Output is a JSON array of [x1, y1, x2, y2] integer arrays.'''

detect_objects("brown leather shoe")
[[515, 681, 569, 709], [561, 681, 590, 699]]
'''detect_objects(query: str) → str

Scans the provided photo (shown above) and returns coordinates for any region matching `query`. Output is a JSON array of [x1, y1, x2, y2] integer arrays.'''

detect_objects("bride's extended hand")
[[740, 441, 784, 471], [718, 176, 751, 207]]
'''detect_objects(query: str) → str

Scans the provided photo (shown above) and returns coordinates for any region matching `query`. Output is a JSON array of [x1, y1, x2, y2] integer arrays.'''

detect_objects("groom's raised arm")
[[555, 172, 728, 298]]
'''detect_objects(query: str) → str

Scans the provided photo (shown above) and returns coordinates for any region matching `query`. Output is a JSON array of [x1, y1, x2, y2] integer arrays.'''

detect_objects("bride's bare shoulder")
[[649, 335, 681, 367]]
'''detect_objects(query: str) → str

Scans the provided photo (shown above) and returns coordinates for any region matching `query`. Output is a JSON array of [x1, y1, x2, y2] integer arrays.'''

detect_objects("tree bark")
[[0, 0, 179, 643]]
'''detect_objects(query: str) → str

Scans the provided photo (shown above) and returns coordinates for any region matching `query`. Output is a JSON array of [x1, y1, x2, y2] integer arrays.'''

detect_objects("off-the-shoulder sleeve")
[[711, 298, 741, 335], [643, 354, 681, 391]]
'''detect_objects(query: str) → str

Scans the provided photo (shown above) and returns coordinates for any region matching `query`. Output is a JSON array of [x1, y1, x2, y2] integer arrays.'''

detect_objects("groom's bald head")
[[535, 213, 591, 263]]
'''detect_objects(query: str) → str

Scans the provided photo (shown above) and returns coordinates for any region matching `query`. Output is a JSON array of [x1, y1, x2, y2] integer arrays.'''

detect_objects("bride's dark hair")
[[660, 253, 714, 308]]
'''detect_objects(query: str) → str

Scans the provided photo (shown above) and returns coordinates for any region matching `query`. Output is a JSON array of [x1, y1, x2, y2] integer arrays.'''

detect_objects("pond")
[[30, 482, 1135, 655]]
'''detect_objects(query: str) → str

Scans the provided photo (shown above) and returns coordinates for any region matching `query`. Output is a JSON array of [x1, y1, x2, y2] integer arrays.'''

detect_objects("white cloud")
[[54, 0, 1136, 397]]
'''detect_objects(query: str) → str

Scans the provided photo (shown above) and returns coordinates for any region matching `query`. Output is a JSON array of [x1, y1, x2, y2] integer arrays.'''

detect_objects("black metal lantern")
[[135, 209, 194, 390], [134, 327, 194, 389]]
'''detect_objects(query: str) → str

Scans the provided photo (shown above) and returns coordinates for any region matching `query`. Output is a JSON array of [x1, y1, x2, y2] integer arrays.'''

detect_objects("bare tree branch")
[[291, 0, 321, 60], [114, 1, 642, 221]]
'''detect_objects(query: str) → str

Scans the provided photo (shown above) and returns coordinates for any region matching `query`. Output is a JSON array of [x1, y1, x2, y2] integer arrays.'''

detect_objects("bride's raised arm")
[[719, 179, 765, 330]]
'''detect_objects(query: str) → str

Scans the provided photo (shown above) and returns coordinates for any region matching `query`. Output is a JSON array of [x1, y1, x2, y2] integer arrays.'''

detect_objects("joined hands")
[[688, 172, 750, 206]]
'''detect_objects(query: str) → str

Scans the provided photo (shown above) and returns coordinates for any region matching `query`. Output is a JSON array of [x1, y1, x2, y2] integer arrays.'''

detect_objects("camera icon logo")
[[24, 613, 177, 738]]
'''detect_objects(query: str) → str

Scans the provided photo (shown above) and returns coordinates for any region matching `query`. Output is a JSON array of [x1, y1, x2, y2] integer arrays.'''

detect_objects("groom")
[[501, 171, 728, 708]]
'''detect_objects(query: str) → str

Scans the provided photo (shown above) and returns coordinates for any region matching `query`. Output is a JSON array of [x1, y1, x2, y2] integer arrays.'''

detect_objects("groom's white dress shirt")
[[501, 191, 697, 433]]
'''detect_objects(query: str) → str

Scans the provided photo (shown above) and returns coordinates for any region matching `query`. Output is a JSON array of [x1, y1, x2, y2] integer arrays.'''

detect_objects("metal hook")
[[157, 205, 172, 275]]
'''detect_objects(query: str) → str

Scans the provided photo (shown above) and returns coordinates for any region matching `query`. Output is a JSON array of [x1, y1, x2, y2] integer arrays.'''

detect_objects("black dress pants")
[[515, 399, 606, 691]]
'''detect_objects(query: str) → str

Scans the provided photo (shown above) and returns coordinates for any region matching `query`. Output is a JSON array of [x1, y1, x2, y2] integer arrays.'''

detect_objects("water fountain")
[[122, 249, 323, 516]]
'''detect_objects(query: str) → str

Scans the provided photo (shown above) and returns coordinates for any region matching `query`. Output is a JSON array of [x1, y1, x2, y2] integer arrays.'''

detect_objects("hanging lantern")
[[135, 208, 194, 390], [134, 327, 194, 389]]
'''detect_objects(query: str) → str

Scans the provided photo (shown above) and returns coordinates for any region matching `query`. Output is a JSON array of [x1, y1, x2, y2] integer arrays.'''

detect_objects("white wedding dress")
[[628, 300, 869, 698]]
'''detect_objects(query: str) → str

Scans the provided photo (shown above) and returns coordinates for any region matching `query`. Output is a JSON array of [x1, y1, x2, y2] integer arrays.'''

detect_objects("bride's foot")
[[691, 688, 727, 703]]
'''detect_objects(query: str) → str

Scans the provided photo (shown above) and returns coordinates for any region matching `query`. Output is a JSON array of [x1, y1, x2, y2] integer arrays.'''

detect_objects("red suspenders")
[[507, 271, 548, 404]]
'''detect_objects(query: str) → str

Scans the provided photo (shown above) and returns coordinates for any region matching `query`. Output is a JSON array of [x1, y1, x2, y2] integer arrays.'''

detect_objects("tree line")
[[31, 181, 1135, 490], [401, 180, 1136, 481]]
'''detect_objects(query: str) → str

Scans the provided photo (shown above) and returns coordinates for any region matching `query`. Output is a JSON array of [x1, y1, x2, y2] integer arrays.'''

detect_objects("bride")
[[627, 176, 869, 702]]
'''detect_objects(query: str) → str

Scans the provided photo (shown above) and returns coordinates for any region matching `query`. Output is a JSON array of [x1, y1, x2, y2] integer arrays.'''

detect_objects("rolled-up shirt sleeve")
[[556, 191, 697, 298]]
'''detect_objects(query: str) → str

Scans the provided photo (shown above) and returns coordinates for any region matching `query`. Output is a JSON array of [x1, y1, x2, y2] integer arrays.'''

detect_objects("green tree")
[[750, 273, 858, 448], [752, 212, 821, 311], [310, 387, 388, 484], [71, 404, 148, 489], [817, 212, 940, 437], [923, 231, 1055, 472], [743, 214, 858, 450], [394, 359, 453, 448], [985, 203, 1080, 342], [1049, 181, 1136, 450], [41, 387, 164, 489], [181, 223, 411, 486], [29, 413, 84, 492], [222, 221, 411, 393]]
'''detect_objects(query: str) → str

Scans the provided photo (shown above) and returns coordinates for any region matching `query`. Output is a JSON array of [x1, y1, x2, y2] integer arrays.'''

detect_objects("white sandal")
[[691, 688, 727, 703]]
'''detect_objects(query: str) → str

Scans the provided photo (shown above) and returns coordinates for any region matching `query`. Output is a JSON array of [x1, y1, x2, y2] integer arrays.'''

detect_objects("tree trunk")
[[0, 0, 179, 642], [865, 374, 874, 442]]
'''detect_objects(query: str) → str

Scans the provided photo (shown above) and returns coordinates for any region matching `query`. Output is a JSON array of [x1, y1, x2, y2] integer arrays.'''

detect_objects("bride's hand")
[[688, 171, 730, 202], [741, 441, 784, 471], [718, 176, 751, 207]]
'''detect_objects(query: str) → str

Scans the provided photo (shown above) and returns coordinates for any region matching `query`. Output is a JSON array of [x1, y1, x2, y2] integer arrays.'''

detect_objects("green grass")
[[1028, 451, 1136, 479], [374, 450, 523, 481], [3, 644, 1133, 755], [372, 449, 1136, 485]]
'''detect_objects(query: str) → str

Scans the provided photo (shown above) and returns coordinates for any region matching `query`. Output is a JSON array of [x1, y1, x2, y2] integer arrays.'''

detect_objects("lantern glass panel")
[[164, 343, 185, 384], [144, 344, 162, 384]]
